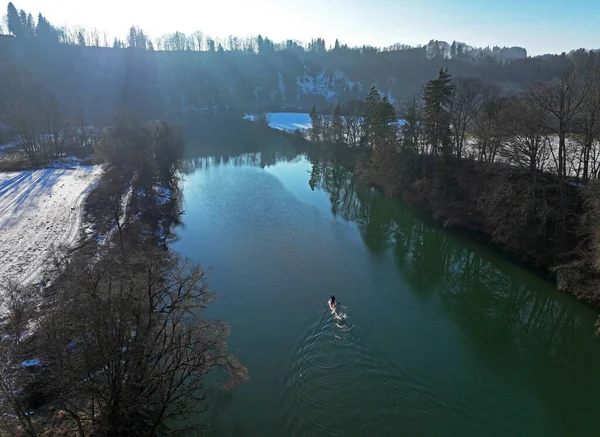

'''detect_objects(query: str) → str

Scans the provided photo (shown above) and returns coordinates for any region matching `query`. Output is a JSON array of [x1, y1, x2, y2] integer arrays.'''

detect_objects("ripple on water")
[[279, 309, 473, 437]]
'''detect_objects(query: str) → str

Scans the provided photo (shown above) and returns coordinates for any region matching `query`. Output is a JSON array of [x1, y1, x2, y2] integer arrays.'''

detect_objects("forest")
[[0, 2, 578, 122], [307, 50, 600, 307]]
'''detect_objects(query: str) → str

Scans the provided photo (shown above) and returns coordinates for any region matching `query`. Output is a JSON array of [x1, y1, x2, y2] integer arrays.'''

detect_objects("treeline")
[[0, 118, 247, 436], [308, 50, 600, 305], [6, 97, 102, 168], [2, 2, 525, 62], [0, 2, 574, 119]]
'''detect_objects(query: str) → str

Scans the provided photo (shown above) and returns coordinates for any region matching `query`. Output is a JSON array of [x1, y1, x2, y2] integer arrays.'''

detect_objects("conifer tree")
[[332, 104, 343, 144], [6, 2, 21, 37], [424, 68, 454, 155], [362, 86, 381, 147], [309, 106, 323, 142], [35, 13, 57, 42], [374, 96, 397, 146]]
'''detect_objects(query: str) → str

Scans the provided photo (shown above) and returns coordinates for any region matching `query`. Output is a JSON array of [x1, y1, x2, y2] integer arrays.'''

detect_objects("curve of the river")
[[173, 152, 600, 437]]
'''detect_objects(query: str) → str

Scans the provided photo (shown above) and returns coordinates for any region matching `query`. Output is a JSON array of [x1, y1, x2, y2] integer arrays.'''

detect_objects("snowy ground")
[[244, 112, 406, 133], [0, 142, 18, 156], [244, 112, 312, 132], [0, 166, 102, 290]]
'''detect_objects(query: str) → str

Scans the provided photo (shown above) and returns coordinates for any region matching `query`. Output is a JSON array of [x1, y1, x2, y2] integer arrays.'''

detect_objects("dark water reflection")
[[174, 146, 600, 437], [309, 157, 600, 435]]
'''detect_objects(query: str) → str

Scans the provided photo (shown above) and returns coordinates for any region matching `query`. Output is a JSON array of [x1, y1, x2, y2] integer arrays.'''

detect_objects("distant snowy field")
[[0, 166, 101, 292], [244, 112, 405, 132], [244, 112, 312, 132]]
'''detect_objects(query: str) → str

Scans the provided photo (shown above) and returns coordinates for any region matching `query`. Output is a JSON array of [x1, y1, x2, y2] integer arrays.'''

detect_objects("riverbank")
[[0, 120, 246, 437], [348, 150, 600, 309], [242, 109, 600, 309]]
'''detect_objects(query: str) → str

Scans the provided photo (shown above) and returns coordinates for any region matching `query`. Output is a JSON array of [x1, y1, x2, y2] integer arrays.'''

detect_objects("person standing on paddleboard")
[[329, 295, 336, 311]]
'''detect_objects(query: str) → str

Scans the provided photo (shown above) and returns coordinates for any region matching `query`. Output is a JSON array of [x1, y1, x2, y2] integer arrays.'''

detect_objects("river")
[[172, 149, 600, 437]]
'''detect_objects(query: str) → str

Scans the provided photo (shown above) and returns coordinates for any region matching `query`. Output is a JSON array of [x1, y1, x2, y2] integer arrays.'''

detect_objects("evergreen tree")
[[35, 13, 58, 42], [424, 68, 454, 155], [7, 2, 22, 37], [332, 103, 343, 144], [364, 95, 398, 168], [128, 26, 137, 48], [309, 106, 323, 142], [17, 10, 26, 34], [334, 39, 340, 50], [26, 12, 33, 35], [78, 30, 86, 46], [374, 96, 397, 146], [362, 86, 381, 147], [257, 35, 264, 54]]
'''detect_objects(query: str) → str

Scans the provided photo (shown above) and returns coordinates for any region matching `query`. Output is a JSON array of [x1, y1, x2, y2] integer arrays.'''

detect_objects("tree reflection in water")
[[309, 156, 600, 430]]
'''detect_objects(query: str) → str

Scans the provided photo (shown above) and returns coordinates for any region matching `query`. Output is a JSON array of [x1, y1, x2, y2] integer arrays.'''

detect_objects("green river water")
[[172, 151, 600, 437]]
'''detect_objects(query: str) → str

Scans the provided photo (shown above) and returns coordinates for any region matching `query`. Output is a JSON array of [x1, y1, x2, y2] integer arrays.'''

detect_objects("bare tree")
[[343, 99, 363, 147], [10, 96, 71, 165], [0, 281, 38, 437], [473, 83, 507, 162], [529, 66, 586, 180], [400, 97, 424, 155], [37, 246, 247, 436], [501, 92, 550, 174], [192, 31, 204, 51], [449, 77, 484, 158], [0, 349, 38, 437], [571, 64, 600, 181], [89, 27, 100, 47], [0, 281, 36, 345]]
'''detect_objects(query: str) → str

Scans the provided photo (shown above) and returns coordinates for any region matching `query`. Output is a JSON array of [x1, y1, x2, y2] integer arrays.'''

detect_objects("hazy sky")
[[7, 0, 600, 55]]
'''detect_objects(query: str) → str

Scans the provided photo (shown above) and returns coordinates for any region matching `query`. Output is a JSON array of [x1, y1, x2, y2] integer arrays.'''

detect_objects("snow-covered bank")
[[0, 166, 102, 290], [244, 112, 312, 132], [244, 112, 406, 133]]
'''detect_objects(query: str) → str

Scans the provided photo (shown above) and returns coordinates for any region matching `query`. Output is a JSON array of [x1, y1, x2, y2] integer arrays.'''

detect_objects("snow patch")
[[244, 112, 311, 132], [296, 69, 362, 102], [245, 112, 406, 132], [296, 69, 337, 102], [0, 142, 17, 152], [156, 186, 171, 205], [0, 166, 102, 300], [21, 359, 42, 368], [0, 142, 18, 156]]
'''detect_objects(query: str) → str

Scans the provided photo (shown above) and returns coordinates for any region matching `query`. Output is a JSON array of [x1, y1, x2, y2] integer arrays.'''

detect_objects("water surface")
[[173, 152, 600, 437]]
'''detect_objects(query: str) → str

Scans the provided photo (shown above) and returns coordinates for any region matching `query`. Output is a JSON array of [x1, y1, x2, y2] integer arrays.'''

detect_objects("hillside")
[[0, 36, 571, 121]]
